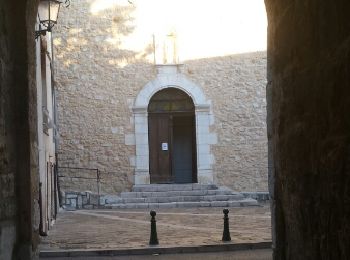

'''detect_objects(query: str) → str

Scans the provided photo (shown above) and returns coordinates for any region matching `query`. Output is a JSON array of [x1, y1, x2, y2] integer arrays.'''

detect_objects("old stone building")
[[0, 1, 60, 258], [35, 24, 59, 237], [53, 0, 268, 196], [1, 0, 350, 259]]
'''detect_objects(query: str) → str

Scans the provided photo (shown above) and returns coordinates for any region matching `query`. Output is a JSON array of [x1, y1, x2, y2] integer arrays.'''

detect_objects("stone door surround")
[[133, 65, 216, 185]]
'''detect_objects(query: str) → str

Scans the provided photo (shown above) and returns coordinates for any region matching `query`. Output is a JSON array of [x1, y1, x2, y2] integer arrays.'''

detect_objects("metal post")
[[149, 210, 159, 245], [222, 208, 231, 241]]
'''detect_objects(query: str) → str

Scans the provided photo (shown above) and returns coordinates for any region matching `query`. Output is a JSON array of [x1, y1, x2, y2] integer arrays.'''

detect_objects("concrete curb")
[[40, 241, 272, 258]]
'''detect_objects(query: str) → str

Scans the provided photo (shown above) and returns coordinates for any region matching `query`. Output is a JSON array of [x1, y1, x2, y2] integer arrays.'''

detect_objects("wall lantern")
[[35, 0, 69, 39]]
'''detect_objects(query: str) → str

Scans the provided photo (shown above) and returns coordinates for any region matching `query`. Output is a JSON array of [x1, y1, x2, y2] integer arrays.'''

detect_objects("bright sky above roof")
[[90, 0, 267, 61]]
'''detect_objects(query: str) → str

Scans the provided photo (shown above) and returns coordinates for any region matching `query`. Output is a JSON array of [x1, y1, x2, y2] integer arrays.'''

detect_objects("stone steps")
[[63, 184, 261, 210], [114, 194, 244, 204], [120, 189, 237, 198], [109, 199, 258, 209], [132, 184, 218, 192], [99, 184, 259, 209]]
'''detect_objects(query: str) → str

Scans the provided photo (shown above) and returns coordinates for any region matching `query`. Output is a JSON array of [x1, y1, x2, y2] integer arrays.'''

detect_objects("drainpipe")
[[50, 32, 62, 210]]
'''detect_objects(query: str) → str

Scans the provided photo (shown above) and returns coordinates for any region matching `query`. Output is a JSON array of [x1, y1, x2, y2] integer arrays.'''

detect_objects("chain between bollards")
[[222, 208, 231, 241], [149, 210, 159, 245]]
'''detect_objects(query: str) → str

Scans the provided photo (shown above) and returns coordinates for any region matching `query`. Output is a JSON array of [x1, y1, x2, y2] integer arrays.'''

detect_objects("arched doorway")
[[132, 65, 215, 185], [148, 88, 197, 183]]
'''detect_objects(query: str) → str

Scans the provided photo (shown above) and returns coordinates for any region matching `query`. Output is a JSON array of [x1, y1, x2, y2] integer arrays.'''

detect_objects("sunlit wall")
[[89, 0, 267, 62], [54, 0, 268, 193]]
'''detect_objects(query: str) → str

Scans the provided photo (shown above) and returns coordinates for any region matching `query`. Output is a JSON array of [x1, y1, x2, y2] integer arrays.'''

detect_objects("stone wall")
[[54, 0, 267, 194], [0, 2, 18, 258], [62, 191, 101, 210], [265, 0, 350, 259], [0, 0, 40, 259], [184, 53, 267, 191], [54, 0, 154, 194]]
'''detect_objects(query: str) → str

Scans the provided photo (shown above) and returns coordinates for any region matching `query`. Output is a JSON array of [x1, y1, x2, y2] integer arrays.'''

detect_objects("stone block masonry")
[[184, 53, 267, 192], [0, 1, 18, 254], [54, 0, 267, 194], [0, 0, 41, 258], [62, 191, 101, 210]]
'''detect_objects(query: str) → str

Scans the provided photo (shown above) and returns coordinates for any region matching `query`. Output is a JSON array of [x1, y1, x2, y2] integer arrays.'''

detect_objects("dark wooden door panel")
[[173, 116, 195, 183], [149, 114, 172, 183]]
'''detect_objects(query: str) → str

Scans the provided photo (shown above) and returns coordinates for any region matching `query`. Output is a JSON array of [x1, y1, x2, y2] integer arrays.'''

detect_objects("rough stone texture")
[[62, 191, 101, 210], [184, 53, 267, 191], [54, 0, 153, 194], [54, 1, 268, 194], [0, 2, 19, 258], [265, 0, 350, 259], [0, 0, 40, 259]]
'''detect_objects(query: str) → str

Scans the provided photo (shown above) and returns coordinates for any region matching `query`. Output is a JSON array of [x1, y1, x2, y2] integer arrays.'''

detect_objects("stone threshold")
[[40, 241, 272, 258]]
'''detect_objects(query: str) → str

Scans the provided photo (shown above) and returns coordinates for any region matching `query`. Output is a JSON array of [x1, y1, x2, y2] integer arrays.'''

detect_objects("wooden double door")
[[148, 113, 197, 184]]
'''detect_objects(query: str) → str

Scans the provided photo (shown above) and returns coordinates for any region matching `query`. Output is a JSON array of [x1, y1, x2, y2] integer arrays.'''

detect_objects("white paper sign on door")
[[161, 143, 168, 151]]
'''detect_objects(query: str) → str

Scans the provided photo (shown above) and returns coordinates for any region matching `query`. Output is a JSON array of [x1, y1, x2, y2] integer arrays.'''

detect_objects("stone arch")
[[134, 74, 207, 109], [132, 65, 216, 185]]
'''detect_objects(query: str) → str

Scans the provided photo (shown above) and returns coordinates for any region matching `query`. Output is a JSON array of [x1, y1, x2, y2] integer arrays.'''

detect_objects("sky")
[[90, 0, 267, 62]]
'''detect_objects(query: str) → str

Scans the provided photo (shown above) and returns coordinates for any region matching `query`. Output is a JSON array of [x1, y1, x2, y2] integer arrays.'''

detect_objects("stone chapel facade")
[[54, 0, 268, 195]]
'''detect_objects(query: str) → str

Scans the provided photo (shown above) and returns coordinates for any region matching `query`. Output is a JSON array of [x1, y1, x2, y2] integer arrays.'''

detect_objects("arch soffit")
[[134, 74, 208, 108]]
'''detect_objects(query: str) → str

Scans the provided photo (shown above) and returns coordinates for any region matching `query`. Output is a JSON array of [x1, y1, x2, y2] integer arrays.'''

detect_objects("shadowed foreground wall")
[[265, 0, 350, 259], [0, 0, 39, 259]]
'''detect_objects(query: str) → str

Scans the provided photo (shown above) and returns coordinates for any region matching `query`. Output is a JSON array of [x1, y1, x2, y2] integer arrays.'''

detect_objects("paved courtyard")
[[40, 249, 272, 260], [40, 204, 271, 251]]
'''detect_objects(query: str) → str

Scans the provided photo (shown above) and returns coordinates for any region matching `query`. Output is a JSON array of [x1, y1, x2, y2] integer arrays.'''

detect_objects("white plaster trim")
[[132, 65, 215, 185], [195, 104, 210, 112], [132, 106, 148, 114], [134, 74, 207, 107]]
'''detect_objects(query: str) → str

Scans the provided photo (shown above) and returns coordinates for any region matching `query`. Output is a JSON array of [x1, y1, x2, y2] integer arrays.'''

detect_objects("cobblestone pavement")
[[40, 204, 271, 251]]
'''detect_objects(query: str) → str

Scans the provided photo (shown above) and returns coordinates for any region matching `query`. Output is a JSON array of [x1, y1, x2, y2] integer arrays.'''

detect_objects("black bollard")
[[222, 208, 231, 241], [149, 210, 159, 245]]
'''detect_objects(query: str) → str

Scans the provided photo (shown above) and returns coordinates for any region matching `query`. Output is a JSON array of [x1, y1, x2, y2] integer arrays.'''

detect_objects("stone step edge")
[[62, 191, 267, 210], [106, 199, 259, 209], [120, 190, 239, 198], [132, 184, 219, 192], [102, 194, 245, 205], [119, 195, 245, 204], [40, 241, 272, 258]]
